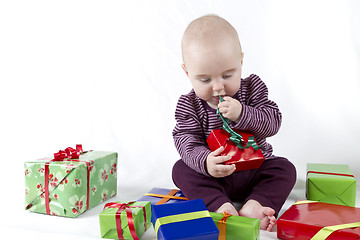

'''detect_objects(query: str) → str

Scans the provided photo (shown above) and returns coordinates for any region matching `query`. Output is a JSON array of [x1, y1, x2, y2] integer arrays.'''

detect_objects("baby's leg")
[[239, 199, 276, 231], [246, 157, 296, 215], [241, 156, 296, 231], [172, 160, 232, 212]]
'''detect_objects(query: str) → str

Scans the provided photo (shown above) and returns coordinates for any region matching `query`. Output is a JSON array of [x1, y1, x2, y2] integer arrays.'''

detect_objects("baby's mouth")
[[213, 96, 220, 102], [213, 95, 225, 102]]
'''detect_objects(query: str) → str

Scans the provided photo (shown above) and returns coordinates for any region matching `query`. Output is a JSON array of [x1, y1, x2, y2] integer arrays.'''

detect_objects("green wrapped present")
[[209, 212, 260, 240], [306, 163, 356, 207], [24, 145, 117, 217], [99, 201, 151, 239]]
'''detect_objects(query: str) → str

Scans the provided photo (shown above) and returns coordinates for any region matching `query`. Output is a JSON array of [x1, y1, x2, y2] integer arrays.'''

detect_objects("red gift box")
[[206, 129, 264, 172], [277, 201, 360, 240]]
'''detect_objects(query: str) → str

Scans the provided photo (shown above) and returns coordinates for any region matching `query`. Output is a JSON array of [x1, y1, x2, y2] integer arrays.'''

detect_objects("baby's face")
[[183, 39, 243, 109]]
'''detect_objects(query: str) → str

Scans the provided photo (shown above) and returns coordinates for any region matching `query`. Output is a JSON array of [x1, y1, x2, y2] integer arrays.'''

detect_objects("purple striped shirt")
[[173, 74, 282, 176]]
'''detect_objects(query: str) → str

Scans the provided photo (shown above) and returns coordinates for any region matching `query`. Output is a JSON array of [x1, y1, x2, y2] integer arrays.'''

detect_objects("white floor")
[[6, 177, 356, 240]]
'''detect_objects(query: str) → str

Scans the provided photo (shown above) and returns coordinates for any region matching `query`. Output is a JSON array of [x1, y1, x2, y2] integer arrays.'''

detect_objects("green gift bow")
[[216, 95, 260, 150]]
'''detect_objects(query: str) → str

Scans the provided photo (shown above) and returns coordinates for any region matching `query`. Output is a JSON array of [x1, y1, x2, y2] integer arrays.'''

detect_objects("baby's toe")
[[263, 207, 275, 217]]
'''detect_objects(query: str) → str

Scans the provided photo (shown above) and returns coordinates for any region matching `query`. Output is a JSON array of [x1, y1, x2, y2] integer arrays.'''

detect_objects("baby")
[[172, 14, 296, 231]]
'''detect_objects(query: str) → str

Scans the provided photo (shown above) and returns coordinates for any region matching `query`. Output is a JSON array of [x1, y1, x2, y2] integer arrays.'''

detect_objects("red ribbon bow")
[[44, 144, 91, 215], [53, 145, 83, 161], [104, 201, 148, 240]]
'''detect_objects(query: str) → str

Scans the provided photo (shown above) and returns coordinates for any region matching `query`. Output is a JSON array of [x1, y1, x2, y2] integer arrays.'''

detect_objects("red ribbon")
[[44, 144, 91, 215], [307, 171, 354, 178], [54, 145, 83, 160], [103, 202, 148, 240]]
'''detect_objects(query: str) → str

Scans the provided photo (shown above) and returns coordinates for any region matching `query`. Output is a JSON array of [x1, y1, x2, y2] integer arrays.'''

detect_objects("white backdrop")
[[1, 0, 360, 239]]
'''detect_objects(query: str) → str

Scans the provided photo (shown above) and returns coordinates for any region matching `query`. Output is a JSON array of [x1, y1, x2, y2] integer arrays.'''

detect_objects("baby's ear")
[[181, 64, 189, 76]]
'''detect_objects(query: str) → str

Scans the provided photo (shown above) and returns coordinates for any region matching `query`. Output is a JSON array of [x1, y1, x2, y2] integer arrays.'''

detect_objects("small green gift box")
[[209, 212, 260, 240], [306, 163, 356, 207], [24, 145, 117, 217], [99, 201, 151, 239]]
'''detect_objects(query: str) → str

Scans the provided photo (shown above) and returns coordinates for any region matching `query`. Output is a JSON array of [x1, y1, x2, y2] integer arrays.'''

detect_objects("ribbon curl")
[[104, 202, 148, 240], [216, 95, 260, 150], [44, 144, 91, 215], [219, 212, 232, 223], [53, 145, 83, 161]]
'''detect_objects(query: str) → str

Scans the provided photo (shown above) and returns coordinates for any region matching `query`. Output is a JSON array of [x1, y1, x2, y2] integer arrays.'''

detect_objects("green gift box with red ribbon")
[[306, 163, 356, 207], [24, 145, 118, 217], [99, 201, 151, 240]]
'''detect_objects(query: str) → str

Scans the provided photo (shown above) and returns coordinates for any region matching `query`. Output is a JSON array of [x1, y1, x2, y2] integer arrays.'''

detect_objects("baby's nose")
[[212, 80, 224, 92]]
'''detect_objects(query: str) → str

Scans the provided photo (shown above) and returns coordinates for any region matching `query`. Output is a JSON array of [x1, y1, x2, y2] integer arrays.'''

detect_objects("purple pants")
[[172, 156, 296, 217]]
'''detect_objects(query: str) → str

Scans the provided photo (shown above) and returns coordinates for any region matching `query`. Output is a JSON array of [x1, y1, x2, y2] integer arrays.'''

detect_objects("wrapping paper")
[[137, 188, 188, 225], [277, 201, 360, 240], [99, 201, 151, 240], [210, 212, 260, 240], [137, 188, 187, 205], [207, 129, 264, 172], [152, 199, 219, 240], [24, 147, 117, 217], [307, 163, 356, 206]]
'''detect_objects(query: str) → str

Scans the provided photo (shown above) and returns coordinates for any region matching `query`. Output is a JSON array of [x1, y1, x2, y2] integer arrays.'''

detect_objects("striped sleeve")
[[172, 93, 211, 176], [235, 74, 282, 139]]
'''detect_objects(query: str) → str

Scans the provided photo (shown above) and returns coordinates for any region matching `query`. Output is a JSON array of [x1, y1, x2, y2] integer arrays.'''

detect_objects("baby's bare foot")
[[215, 202, 239, 216], [238, 199, 276, 231]]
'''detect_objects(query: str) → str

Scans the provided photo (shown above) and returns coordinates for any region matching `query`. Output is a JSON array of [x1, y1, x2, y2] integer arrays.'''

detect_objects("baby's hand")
[[206, 146, 236, 178], [218, 96, 242, 123]]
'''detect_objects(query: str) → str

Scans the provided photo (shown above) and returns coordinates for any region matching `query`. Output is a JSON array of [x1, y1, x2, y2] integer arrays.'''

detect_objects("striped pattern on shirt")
[[173, 74, 282, 176]]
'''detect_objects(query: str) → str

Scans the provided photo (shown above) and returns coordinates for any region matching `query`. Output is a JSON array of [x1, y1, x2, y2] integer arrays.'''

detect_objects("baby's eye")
[[223, 74, 232, 79], [199, 78, 211, 82]]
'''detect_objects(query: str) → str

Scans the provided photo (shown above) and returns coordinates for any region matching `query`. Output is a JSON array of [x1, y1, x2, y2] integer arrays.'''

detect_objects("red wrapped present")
[[277, 200, 360, 240], [207, 129, 264, 172]]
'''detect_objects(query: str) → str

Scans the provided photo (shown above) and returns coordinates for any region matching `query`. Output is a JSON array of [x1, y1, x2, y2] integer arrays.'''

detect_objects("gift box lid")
[[207, 129, 258, 150], [277, 201, 360, 240], [307, 163, 355, 179], [137, 188, 187, 205], [306, 163, 356, 207], [152, 199, 219, 240]]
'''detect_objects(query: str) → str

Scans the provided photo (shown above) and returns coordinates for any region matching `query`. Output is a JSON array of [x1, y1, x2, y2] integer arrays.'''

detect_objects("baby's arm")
[[234, 75, 282, 139], [173, 95, 213, 176], [174, 107, 236, 177]]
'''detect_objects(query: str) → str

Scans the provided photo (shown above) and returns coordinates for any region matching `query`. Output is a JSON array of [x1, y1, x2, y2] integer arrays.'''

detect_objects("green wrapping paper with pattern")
[[24, 148, 117, 217], [209, 212, 260, 240]]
